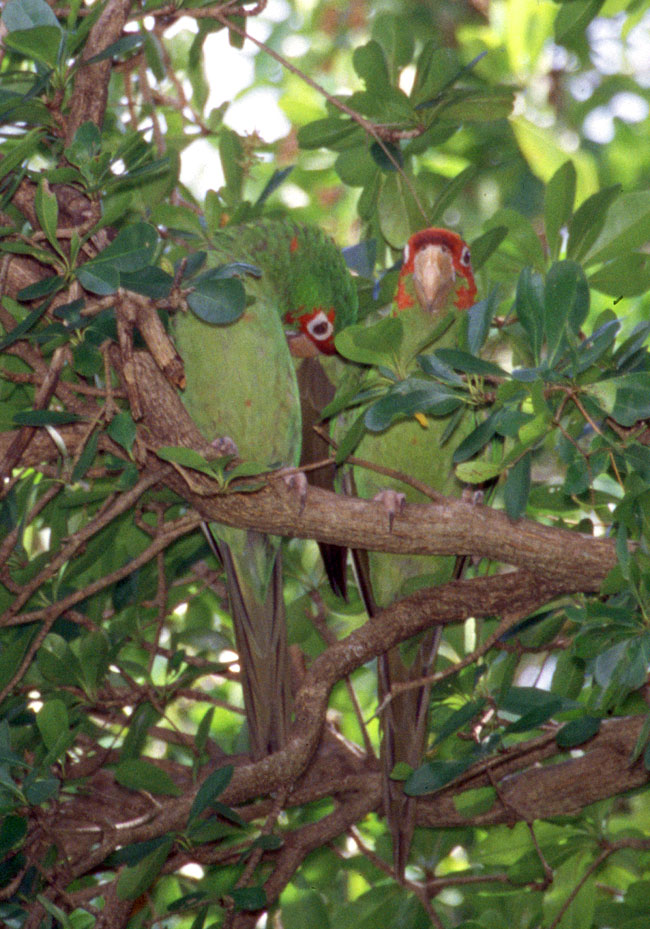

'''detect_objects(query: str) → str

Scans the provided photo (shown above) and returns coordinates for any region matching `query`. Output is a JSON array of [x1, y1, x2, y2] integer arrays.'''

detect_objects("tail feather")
[[297, 357, 348, 599], [203, 525, 292, 760], [349, 537, 438, 880]]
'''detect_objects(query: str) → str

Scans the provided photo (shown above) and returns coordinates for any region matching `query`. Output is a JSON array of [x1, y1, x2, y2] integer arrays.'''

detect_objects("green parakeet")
[[346, 228, 477, 876], [174, 219, 357, 759]]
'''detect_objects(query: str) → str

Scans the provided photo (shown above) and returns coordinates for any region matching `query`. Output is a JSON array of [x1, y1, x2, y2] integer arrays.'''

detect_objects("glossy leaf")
[[365, 379, 462, 431], [335, 316, 403, 367], [187, 276, 246, 324], [189, 765, 233, 823], [504, 452, 531, 520], [115, 760, 181, 796], [545, 160, 576, 259], [2, 0, 60, 30], [566, 184, 621, 262], [515, 267, 544, 363], [13, 409, 80, 426], [36, 699, 68, 751], [116, 835, 174, 900], [556, 716, 601, 748]]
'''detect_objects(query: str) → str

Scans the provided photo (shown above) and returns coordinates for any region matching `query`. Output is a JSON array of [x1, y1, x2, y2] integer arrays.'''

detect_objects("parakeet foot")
[[461, 486, 484, 506], [372, 489, 406, 532], [210, 436, 238, 458]]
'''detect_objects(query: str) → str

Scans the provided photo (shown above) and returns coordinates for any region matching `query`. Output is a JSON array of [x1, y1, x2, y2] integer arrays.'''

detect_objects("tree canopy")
[[1, 0, 650, 927]]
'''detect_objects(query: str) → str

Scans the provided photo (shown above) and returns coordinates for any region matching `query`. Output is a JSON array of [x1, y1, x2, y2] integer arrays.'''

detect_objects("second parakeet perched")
[[174, 219, 357, 760], [345, 227, 477, 876]]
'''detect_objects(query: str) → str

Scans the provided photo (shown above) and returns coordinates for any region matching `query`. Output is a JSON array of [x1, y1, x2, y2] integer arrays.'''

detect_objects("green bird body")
[[344, 228, 477, 876], [174, 219, 356, 759]]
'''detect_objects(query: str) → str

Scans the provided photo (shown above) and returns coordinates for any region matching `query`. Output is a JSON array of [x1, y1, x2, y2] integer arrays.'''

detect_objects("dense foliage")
[[1, 0, 650, 927]]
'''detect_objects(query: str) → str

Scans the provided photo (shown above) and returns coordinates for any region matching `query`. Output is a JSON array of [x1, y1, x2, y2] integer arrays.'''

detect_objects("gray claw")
[[211, 436, 238, 458], [461, 486, 484, 507], [372, 489, 406, 532]]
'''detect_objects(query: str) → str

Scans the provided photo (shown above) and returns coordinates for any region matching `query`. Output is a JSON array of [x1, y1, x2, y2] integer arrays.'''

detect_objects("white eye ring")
[[307, 311, 334, 343], [460, 245, 471, 267], [403, 242, 411, 265]]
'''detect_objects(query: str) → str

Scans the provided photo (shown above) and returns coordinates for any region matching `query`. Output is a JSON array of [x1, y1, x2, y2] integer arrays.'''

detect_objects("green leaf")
[[585, 190, 650, 266], [453, 414, 498, 463], [335, 316, 403, 367], [0, 815, 27, 856], [365, 379, 462, 431], [116, 835, 174, 900], [453, 786, 496, 817], [297, 117, 359, 151], [3, 25, 62, 68], [566, 184, 621, 262], [17, 275, 63, 302], [0, 298, 49, 349], [115, 760, 181, 796], [515, 267, 545, 364], [504, 452, 531, 520], [468, 226, 508, 272], [85, 33, 144, 64], [230, 887, 267, 912], [353, 40, 391, 93], [586, 374, 650, 426], [34, 179, 59, 252], [189, 765, 233, 823], [439, 87, 515, 122], [555, 0, 607, 43], [0, 128, 46, 183], [486, 208, 546, 271], [187, 276, 246, 324], [556, 716, 601, 748], [13, 409, 80, 426], [434, 348, 508, 378], [120, 266, 173, 299], [410, 45, 459, 108], [544, 260, 589, 362], [404, 758, 474, 795], [545, 160, 576, 259], [156, 446, 218, 476], [588, 253, 650, 298], [219, 128, 244, 202], [36, 699, 68, 752], [455, 458, 503, 483], [430, 165, 476, 224], [433, 699, 487, 745], [377, 170, 422, 245], [107, 411, 136, 452], [77, 223, 159, 294], [2, 0, 60, 30]]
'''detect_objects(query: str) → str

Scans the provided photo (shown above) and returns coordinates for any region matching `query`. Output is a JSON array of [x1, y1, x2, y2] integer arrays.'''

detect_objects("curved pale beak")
[[412, 245, 456, 314], [286, 332, 322, 357]]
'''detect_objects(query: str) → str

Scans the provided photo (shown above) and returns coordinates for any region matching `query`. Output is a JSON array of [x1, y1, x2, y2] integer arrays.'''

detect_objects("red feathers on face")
[[285, 306, 337, 354], [396, 227, 477, 313]]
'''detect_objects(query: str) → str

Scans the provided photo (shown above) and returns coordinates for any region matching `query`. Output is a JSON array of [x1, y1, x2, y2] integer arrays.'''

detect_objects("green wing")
[[174, 226, 301, 760], [175, 219, 357, 758]]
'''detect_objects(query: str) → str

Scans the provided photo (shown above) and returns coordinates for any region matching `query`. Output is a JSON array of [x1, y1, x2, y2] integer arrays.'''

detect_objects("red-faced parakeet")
[[346, 228, 477, 875], [174, 219, 357, 759]]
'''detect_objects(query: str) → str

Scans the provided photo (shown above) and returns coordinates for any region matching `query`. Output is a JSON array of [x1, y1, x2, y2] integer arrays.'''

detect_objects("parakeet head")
[[207, 220, 358, 357], [281, 228, 358, 357], [395, 228, 477, 315]]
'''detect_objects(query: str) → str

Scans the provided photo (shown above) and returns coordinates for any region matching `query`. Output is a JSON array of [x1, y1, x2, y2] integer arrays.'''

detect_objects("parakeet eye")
[[460, 245, 472, 267], [306, 311, 334, 344]]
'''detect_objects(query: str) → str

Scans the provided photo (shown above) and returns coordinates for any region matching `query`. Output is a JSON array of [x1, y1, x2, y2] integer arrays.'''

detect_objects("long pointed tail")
[[297, 357, 348, 600], [350, 544, 438, 880], [203, 525, 292, 761]]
